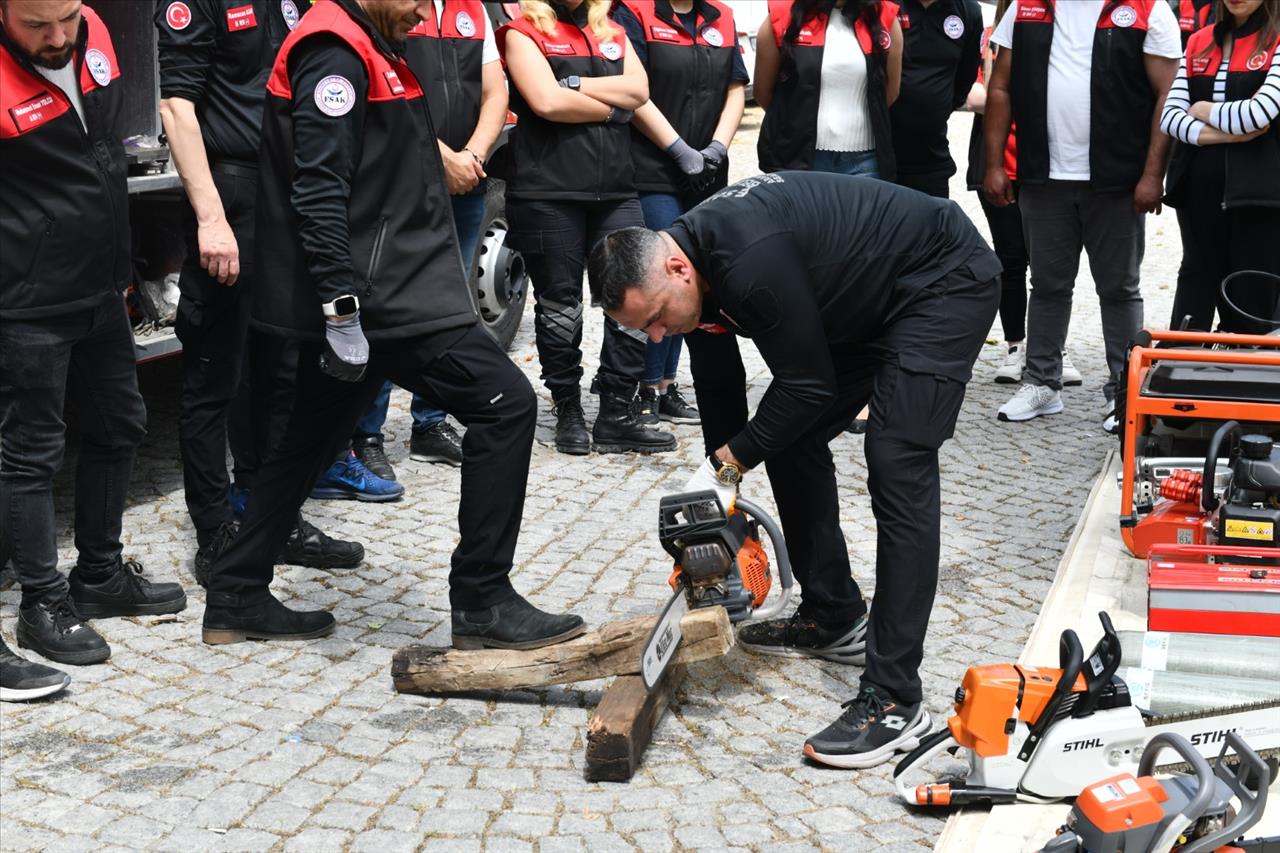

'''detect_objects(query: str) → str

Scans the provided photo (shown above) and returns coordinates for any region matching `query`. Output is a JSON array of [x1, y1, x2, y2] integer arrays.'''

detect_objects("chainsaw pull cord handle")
[[1077, 612, 1123, 717], [1017, 629, 1084, 762], [1179, 732, 1272, 853], [1139, 733, 1216, 853], [733, 497, 793, 620], [1219, 270, 1280, 330], [1203, 421, 1240, 513]]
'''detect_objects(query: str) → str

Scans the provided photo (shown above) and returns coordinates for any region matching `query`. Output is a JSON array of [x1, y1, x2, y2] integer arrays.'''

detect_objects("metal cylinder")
[[1119, 631, 1280, 681], [1119, 667, 1280, 716]]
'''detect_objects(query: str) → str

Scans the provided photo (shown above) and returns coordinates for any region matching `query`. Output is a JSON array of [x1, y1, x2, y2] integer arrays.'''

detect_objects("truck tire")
[[469, 179, 528, 352]]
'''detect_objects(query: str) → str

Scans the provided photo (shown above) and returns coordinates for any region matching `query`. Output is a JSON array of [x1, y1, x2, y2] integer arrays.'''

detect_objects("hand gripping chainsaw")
[[639, 491, 795, 690], [892, 612, 1280, 807]]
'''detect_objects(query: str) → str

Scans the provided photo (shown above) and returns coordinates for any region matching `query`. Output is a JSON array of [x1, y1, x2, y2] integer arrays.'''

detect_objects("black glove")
[[699, 140, 728, 170], [319, 312, 369, 382]]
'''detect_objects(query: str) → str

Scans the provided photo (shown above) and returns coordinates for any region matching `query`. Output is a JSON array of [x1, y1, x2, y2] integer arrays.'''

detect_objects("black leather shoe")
[[17, 596, 110, 665], [552, 394, 591, 456], [194, 521, 239, 589], [353, 434, 396, 481], [202, 591, 336, 645], [278, 515, 364, 570], [69, 559, 187, 619], [409, 422, 464, 466], [591, 391, 676, 454], [634, 387, 660, 425], [452, 593, 586, 650]]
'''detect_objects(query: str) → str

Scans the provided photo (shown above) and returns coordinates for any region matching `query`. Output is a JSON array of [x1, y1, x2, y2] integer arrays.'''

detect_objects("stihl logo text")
[[1190, 728, 1235, 746], [1063, 738, 1103, 752]]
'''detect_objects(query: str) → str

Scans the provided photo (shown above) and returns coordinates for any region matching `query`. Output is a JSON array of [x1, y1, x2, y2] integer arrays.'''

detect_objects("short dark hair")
[[587, 227, 666, 312]]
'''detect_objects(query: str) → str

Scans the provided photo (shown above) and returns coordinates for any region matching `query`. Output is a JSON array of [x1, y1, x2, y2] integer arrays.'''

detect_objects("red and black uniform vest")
[[1, 6, 129, 319], [405, 1, 486, 153], [1165, 20, 1280, 210], [1177, 0, 1213, 48], [498, 8, 634, 200], [621, 0, 737, 194], [1010, 0, 1160, 191], [757, 0, 899, 176], [255, 0, 476, 340]]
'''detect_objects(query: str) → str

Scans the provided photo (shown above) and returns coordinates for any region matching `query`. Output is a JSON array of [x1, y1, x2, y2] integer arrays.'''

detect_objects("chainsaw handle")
[[1019, 629, 1084, 761], [1077, 612, 1122, 717], [1141, 733, 1217, 853], [1179, 733, 1272, 853], [1202, 421, 1239, 512], [734, 497, 793, 620]]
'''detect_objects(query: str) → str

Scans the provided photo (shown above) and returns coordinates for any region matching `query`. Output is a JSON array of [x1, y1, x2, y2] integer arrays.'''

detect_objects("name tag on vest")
[[1017, 2, 1050, 21], [649, 24, 681, 41], [384, 70, 405, 95], [543, 41, 575, 55], [226, 4, 257, 30], [897, 12, 911, 29], [1191, 54, 1213, 74], [9, 93, 58, 133]]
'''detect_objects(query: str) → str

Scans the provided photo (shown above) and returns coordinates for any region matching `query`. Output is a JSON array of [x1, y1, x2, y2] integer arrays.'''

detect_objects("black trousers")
[[687, 258, 1000, 703], [505, 197, 646, 399], [979, 187, 1029, 343], [895, 171, 951, 199], [175, 164, 260, 534], [0, 294, 147, 606], [207, 323, 537, 611]]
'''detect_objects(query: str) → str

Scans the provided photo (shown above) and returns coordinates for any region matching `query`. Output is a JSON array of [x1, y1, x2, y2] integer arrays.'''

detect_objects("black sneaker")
[[803, 685, 932, 769], [194, 521, 239, 589], [69, 559, 187, 619], [658, 384, 700, 424], [737, 611, 867, 665], [17, 596, 110, 665], [202, 592, 336, 645], [591, 391, 676, 454], [552, 394, 591, 456], [1, 634, 71, 701], [278, 515, 364, 570], [452, 593, 586, 650], [409, 422, 464, 466], [353, 434, 397, 481], [635, 387, 660, 426]]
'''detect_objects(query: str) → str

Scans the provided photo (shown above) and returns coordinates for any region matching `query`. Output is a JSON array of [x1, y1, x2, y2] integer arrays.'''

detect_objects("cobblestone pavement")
[[1, 109, 1182, 852]]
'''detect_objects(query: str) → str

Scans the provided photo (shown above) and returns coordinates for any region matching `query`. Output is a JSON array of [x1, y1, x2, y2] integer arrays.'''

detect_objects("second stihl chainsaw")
[[893, 612, 1280, 806]]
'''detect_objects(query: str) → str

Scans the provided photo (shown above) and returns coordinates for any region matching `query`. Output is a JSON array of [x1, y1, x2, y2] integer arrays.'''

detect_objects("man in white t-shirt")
[[983, 0, 1180, 427]]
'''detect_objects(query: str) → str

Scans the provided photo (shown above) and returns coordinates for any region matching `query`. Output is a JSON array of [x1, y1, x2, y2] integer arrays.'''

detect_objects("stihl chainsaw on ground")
[[1038, 731, 1272, 853], [893, 612, 1280, 806], [639, 491, 794, 690]]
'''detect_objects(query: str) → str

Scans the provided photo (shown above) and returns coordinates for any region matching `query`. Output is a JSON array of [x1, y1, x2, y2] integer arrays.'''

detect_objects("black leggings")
[[978, 188, 1029, 343]]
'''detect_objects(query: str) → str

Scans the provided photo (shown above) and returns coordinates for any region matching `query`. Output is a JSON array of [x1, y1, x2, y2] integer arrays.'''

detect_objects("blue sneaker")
[[228, 483, 250, 518], [310, 451, 404, 502]]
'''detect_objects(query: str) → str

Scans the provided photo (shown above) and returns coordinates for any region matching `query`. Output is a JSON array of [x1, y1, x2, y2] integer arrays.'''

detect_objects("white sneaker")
[[995, 341, 1025, 384], [997, 384, 1064, 422], [1102, 400, 1120, 435], [1061, 351, 1083, 386]]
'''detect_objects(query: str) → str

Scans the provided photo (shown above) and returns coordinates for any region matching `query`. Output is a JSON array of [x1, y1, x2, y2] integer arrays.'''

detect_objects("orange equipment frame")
[[1119, 330, 1280, 557]]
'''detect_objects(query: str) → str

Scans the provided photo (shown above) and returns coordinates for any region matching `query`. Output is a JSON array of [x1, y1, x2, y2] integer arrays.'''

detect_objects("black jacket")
[[254, 0, 477, 341], [405, 0, 487, 153], [0, 5, 131, 320]]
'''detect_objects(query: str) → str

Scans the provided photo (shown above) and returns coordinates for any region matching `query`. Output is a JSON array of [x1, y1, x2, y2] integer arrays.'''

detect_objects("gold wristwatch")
[[710, 454, 743, 486]]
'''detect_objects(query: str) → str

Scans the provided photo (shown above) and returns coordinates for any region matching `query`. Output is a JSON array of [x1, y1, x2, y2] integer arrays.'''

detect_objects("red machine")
[[1147, 544, 1280, 637]]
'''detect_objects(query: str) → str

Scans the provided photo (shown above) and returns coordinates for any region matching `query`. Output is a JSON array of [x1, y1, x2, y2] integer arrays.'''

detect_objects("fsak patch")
[[227, 4, 257, 31], [314, 75, 355, 117], [600, 40, 622, 60], [281, 0, 301, 30], [455, 10, 476, 37], [85, 48, 111, 86], [701, 26, 723, 47], [1110, 5, 1138, 28], [944, 14, 964, 39]]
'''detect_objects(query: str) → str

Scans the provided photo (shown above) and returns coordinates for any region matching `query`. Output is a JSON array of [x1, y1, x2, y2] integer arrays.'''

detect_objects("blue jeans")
[[812, 149, 880, 179], [638, 191, 693, 384], [354, 190, 488, 438]]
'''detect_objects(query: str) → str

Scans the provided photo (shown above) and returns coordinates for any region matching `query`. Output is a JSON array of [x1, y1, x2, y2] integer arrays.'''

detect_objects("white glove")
[[683, 456, 738, 513]]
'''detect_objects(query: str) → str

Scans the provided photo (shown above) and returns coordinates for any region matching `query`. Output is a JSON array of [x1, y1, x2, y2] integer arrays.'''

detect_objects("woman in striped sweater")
[[1160, 0, 1280, 333]]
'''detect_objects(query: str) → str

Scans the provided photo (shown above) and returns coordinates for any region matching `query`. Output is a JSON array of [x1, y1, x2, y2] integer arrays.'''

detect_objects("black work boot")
[[194, 521, 239, 589], [353, 434, 396, 481], [69, 559, 187, 619], [202, 591, 336, 645], [17, 595, 110, 665], [278, 515, 364, 570], [452, 593, 586, 650], [552, 394, 591, 456], [1, 634, 71, 701], [591, 391, 676, 454]]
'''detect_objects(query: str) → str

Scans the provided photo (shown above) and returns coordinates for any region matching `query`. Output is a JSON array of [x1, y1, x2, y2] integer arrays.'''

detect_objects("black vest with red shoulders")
[[0, 5, 130, 319], [1010, 0, 1159, 191], [406, 0, 486, 152], [1177, 0, 1213, 48], [498, 9, 634, 200], [621, 0, 737, 194], [757, 0, 899, 176], [255, 0, 475, 341], [1165, 19, 1280, 210]]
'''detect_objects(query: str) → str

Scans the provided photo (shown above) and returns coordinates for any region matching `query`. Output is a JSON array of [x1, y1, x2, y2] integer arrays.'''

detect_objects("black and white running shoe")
[[1, 634, 70, 702], [737, 611, 866, 665], [803, 684, 932, 769]]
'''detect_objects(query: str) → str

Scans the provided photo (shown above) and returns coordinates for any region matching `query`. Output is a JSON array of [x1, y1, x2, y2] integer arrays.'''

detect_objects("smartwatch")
[[322, 294, 360, 318], [709, 454, 742, 487], [559, 75, 582, 91]]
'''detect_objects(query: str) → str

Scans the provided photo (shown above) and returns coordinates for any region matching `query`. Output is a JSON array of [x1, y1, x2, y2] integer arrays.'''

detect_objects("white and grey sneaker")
[[1061, 351, 1083, 386], [995, 341, 1025, 384], [1102, 400, 1120, 435], [997, 384, 1064, 422]]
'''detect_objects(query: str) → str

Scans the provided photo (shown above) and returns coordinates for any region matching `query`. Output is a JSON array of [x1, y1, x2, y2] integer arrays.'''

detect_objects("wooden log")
[[585, 666, 685, 783], [391, 606, 733, 694]]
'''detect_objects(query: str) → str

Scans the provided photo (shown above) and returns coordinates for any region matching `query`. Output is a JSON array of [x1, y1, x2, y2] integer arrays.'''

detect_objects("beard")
[[30, 45, 74, 69]]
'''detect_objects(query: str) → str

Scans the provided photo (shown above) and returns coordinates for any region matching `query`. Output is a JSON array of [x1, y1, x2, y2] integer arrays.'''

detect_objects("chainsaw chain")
[[1143, 697, 1280, 728]]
